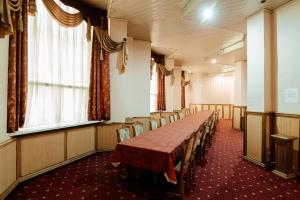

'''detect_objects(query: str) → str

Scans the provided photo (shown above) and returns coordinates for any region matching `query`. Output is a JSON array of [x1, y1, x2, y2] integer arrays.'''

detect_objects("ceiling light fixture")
[[203, 8, 213, 19], [200, 5, 215, 23], [211, 59, 217, 64]]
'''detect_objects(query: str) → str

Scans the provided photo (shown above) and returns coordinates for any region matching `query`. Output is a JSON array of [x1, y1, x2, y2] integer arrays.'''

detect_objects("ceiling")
[[87, 0, 291, 73]]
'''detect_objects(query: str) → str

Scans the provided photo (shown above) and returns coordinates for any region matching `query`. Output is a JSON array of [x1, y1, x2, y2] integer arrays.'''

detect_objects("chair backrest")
[[174, 114, 178, 121], [191, 130, 200, 161], [209, 114, 216, 134], [133, 122, 144, 137], [160, 117, 167, 126], [169, 115, 175, 123], [180, 132, 196, 174], [179, 112, 185, 119], [117, 126, 131, 142], [150, 119, 158, 130]]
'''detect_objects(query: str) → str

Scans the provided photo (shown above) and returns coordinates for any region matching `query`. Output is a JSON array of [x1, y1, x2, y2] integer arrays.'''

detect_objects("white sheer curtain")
[[24, 0, 91, 128], [150, 64, 158, 112]]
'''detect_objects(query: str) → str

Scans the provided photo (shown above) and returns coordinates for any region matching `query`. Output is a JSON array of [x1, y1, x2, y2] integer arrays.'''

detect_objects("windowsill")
[[10, 121, 100, 137]]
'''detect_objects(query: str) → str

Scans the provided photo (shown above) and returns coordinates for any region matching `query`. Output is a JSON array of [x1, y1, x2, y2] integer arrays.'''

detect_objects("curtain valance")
[[40, 0, 128, 74], [182, 80, 191, 87], [151, 51, 175, 85], [94, 26, 127, 74], [41, 0, 83, 28], [0, 0, 22, 37]]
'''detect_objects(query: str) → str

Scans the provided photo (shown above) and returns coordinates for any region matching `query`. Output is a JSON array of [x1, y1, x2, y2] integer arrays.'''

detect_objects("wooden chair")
[[132, 121, 144, 137], [169, 115, 175, 123], [179, 112, 185, 119], [190, 130, 201, 171], [193, 123, 207, 166], [117, 126, 131, 143], [174, 114, 178, 121], [206, 114, 217, 146], [174, 132, 196, 198], [160, 117, 167, 126], [150, 119, 159, 130]]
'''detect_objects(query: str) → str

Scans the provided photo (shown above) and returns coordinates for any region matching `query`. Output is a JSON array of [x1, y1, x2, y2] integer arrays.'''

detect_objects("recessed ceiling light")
[[203, 8, 213, 19], [211, 59, 217, 64]]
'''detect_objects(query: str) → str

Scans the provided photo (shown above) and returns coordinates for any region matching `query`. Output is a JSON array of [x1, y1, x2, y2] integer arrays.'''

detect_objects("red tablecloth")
[[111, 111, 213, 184]]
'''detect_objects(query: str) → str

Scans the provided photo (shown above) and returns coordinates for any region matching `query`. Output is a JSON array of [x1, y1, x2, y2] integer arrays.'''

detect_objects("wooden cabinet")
[[271, 134, 297, 179]]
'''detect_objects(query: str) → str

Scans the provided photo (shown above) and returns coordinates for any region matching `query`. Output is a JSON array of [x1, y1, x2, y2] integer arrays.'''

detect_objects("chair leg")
[[179, 176, 184, 199]]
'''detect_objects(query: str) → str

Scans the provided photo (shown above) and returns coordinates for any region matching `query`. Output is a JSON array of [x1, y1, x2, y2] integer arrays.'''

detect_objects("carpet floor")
[[6, 120, 300, 200]]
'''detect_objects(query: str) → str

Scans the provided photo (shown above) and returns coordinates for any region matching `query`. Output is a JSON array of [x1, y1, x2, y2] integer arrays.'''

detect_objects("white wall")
[[247, 10, 272, 112], [185, 73, 191, 107], [0, 37, 9, 143], [172, 66, 182, 110], [165, 58, 175, 111], [234, 61, 247, 106], [109, 18, 151, 121], [190, 73, 235, 104], [110, 37, 151, 121], [275, 0, 300, 114]]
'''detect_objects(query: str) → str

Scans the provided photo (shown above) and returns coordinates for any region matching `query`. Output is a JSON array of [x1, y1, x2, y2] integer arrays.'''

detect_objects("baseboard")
[[243, 156, 266, 168], [0, 180, 19, 200], [97, 148, 114, 152], [272, 170, 296, 179]]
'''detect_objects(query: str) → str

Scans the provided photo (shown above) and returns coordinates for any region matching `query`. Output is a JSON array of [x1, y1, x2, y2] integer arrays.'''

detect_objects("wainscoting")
[[274, 113, 300, 173], [244, 112, 273, 167], [232, 106, 247, 130], [97, 123, 123, 151], [0, 124, 98, 200], [0, 140, 17, 200], [244, 112, 300, 174], [190, 104, 233, 119]]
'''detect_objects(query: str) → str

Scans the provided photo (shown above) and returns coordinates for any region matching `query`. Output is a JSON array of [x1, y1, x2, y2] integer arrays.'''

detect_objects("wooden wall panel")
[[209, 105, 216, 111], [233, 108, 241, 129], [196, 105, 202, 111], [127, 117, 151, 132], [203, 105, 209, 110], [246, 115, 263, 162], [19, 132, 65, 177], [223, 105, 230, 119], [97, 123, 122, 151], [0, 140, 16, 197], [275, 116, 299, 170], [150, 112, 161, 120], [265, 115, 272, 163], [67, 127, 96, 159], [189, 104, 235, 119], [216, 105, 223, 118]]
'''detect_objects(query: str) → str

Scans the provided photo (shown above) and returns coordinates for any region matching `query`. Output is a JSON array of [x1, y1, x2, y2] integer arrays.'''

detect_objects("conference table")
[[111, 110, 213, 184]]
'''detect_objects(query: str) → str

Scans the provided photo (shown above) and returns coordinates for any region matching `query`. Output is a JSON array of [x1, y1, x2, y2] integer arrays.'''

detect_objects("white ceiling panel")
[[105, 0, 290, 72]]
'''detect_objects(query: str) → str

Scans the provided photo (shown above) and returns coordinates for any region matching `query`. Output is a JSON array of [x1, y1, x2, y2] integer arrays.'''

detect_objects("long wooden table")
[[111, 111, 213, 184]]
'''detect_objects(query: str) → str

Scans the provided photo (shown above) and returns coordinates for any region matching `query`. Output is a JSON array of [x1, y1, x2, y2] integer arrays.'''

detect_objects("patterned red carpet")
[[6, 120, 300, 200]]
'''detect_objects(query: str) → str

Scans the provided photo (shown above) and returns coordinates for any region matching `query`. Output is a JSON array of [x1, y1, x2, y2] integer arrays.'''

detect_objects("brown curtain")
[[88, 30, 110, 121], [157, 65, 166, 111], [7, 0, 28, 133], [152, 51, 166, 111], [41, 0, 83, 28], [181, 71, 185, 109]]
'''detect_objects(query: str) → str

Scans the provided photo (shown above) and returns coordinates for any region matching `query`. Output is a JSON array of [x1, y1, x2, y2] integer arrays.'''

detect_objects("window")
[[24, 0, 91, 128], [150, 63, 158, 112]]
